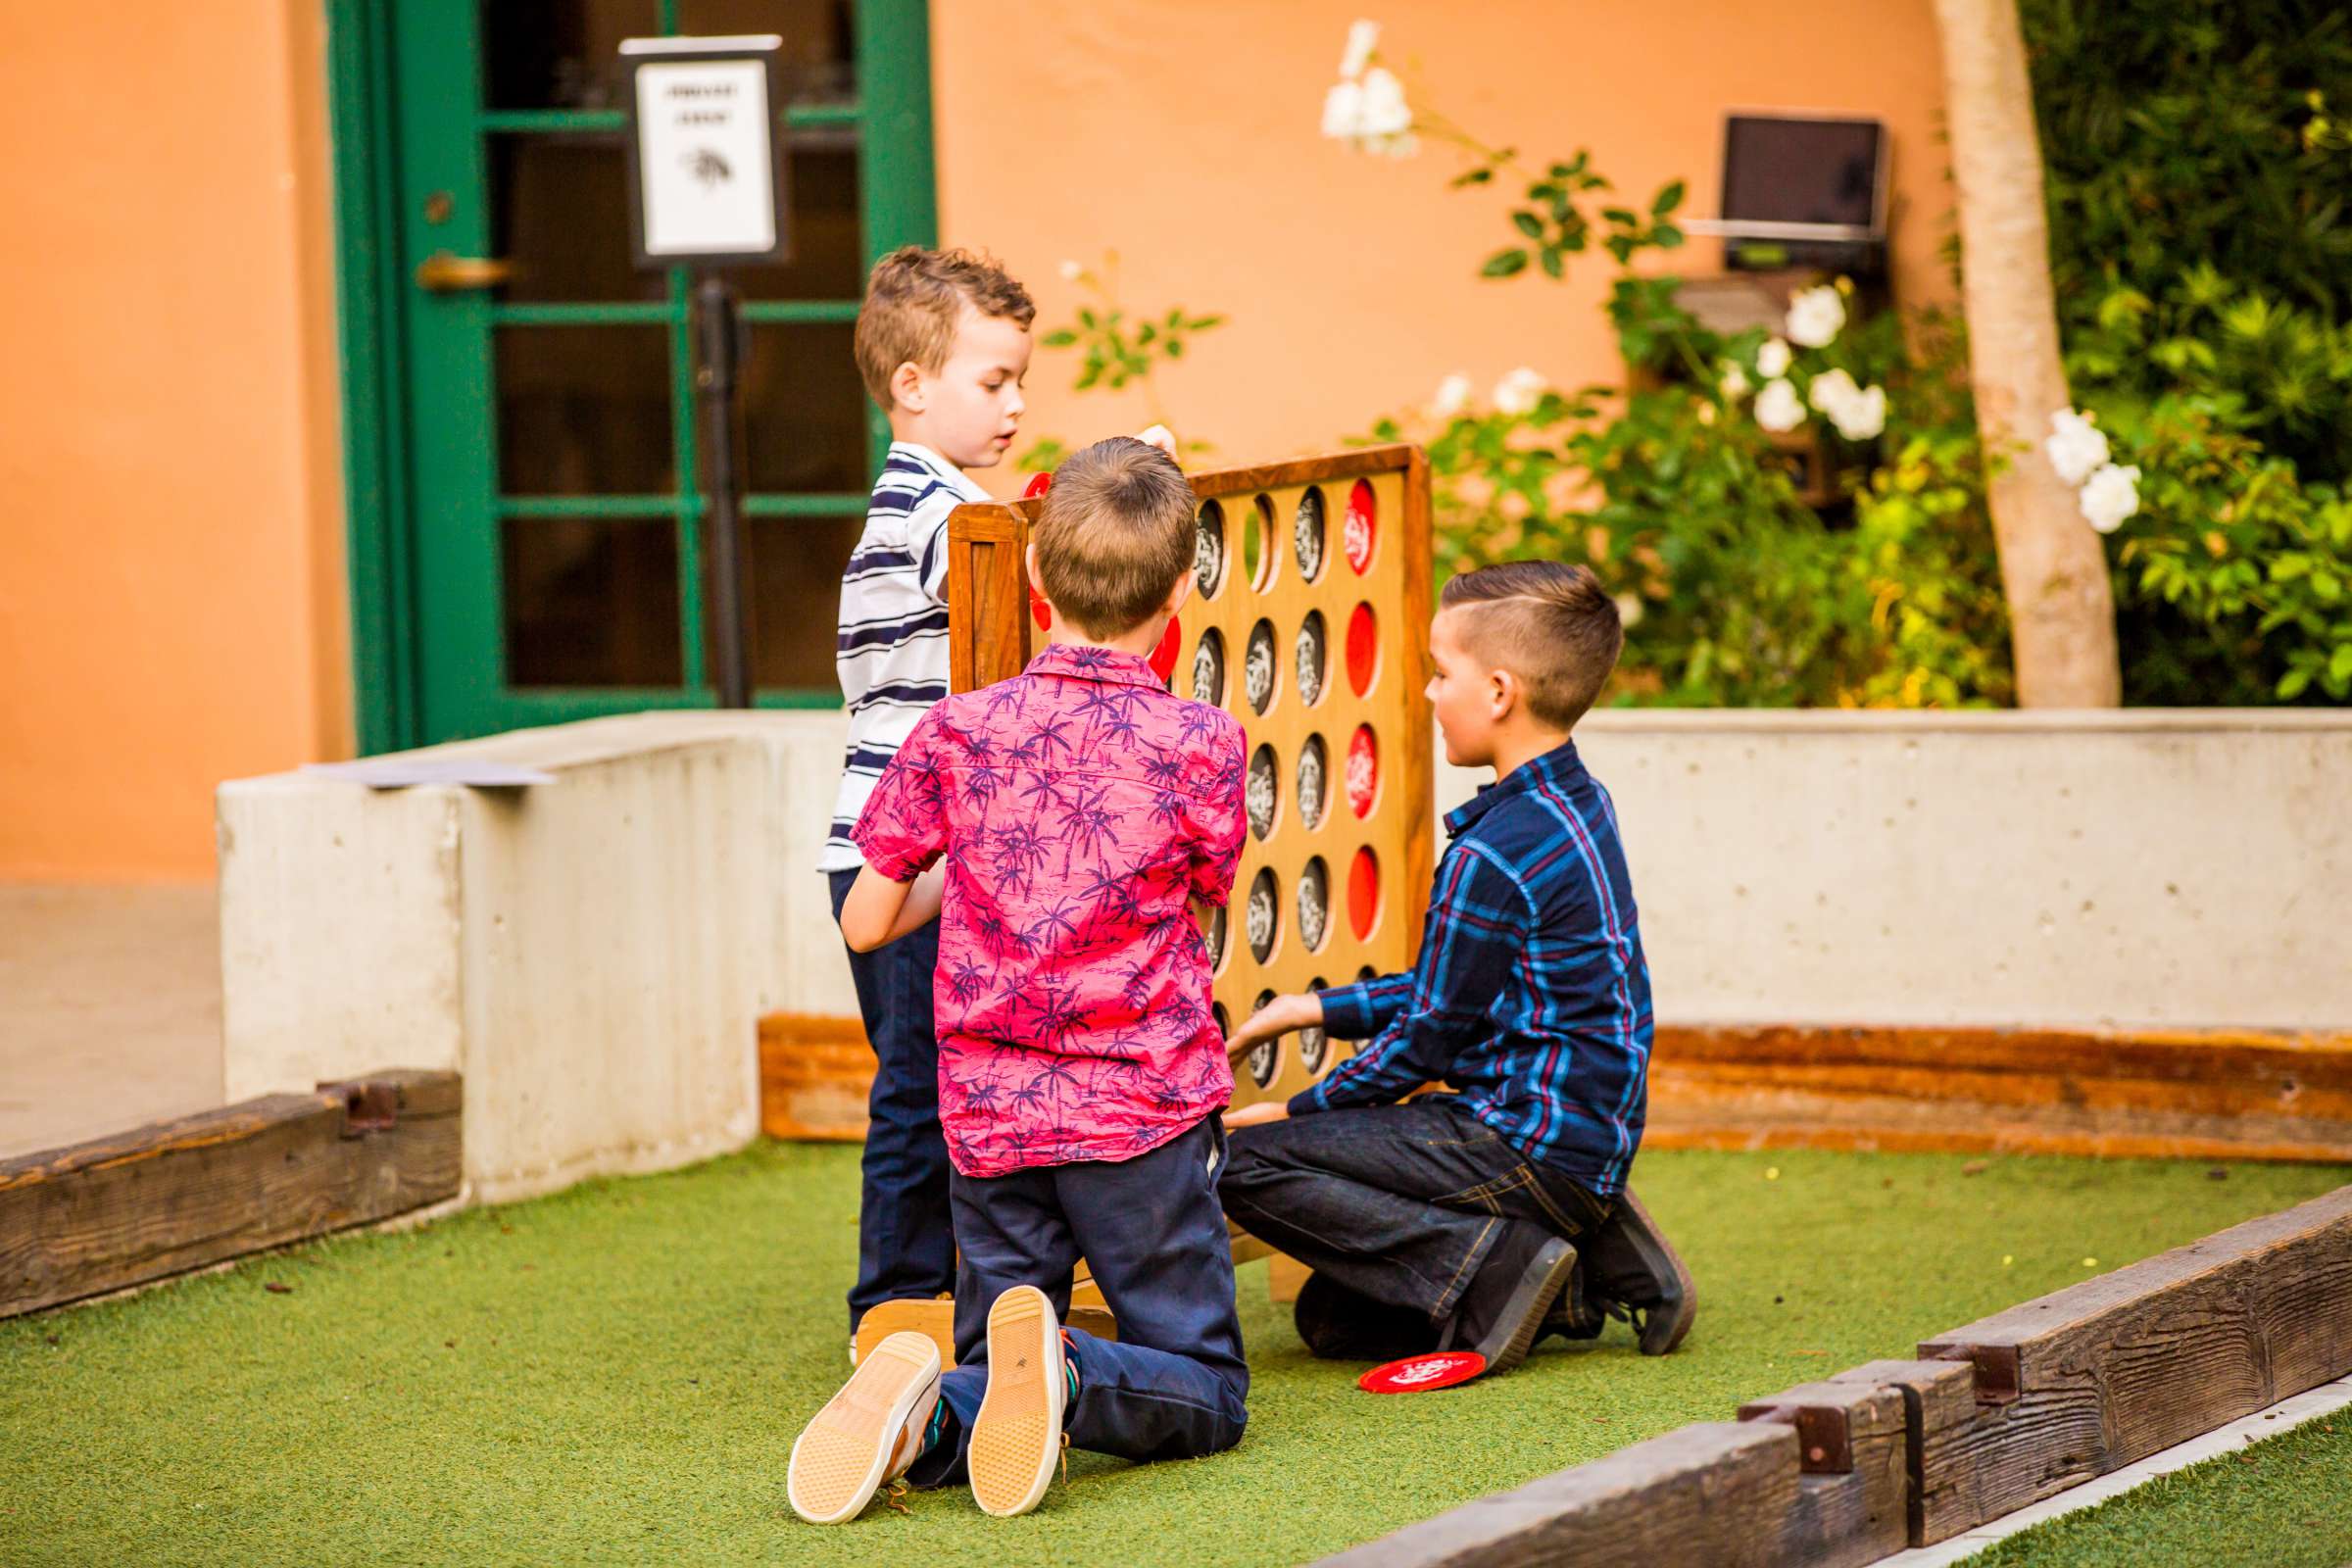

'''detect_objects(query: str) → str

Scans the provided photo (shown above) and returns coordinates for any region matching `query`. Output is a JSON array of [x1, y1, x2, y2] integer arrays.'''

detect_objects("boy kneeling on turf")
[[789, 437, 1250, 1525], [1218, 562, 1695, 1377]]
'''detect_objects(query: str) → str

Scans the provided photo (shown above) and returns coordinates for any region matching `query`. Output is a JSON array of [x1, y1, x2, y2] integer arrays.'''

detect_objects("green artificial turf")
[[1956, 1413, 2352, 1567], [1, 1144, 2343, 1566]]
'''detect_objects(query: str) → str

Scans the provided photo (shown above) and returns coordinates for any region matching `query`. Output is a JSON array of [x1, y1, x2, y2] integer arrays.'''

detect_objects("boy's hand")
[[1134, 424, 1178, 459], [1224, 991, 1325, 1062], [1224, 1101, 1289, 1130]]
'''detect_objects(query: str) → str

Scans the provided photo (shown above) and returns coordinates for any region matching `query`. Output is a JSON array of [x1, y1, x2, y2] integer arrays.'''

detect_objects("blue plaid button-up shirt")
[[1289, 739, 1654, 1196]]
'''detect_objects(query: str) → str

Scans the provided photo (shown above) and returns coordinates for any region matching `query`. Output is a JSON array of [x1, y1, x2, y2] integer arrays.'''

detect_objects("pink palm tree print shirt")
[[853, 643, 1248, 1177]]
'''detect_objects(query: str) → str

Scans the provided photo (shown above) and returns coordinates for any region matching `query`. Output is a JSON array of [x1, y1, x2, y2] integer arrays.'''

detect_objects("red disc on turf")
[[1022, 472, 1056, 629], [1150, 615, 1182, 684], [1359, 1350, 1486, 1394]]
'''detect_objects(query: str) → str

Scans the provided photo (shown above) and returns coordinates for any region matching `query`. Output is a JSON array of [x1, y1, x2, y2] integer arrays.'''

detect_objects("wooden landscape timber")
[[1322, 1181, 2352, 1566], [766, 1019, 2352, 1164], [0, 1069, 462, 1318], [1646, 1023, 2352, 1163]]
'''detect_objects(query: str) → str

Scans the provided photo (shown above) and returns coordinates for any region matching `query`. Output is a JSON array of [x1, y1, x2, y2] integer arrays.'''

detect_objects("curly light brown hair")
[[853, 246, 1036, 410]]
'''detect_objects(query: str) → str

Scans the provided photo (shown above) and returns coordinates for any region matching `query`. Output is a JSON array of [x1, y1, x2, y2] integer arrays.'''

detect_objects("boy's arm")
[[1287, 842, 1529, 1116], [840, 860, 946, 952], [843, 710, 953, 951], [1183, 719, 1249, 906], [1313, 970, 1417, 1040]]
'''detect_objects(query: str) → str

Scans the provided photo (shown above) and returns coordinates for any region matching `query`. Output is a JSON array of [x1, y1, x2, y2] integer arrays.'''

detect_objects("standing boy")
[[1218, 562, 1695, 1377], [822, 247, 1034, 1349], [789, 438, 1250, 1526]]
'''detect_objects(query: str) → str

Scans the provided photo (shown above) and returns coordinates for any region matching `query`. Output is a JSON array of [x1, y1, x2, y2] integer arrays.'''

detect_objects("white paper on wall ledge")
[[302, 760, 557, 790]]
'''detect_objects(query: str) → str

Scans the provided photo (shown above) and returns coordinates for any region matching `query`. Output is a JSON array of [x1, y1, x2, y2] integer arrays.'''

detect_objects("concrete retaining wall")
[[1541, 710, 2352, 1032], [217, 707, 2351, 1203]]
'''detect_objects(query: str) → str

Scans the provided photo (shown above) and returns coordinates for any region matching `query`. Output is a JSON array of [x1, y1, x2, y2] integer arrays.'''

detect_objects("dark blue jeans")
[[1219, 1097, 1613, 1354], [827, 868, 956, 1335], [906, 1115, 1250, 1487]]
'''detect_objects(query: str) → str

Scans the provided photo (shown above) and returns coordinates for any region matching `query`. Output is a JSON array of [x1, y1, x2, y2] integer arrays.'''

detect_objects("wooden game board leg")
[[1268, 1252, 1312, 1303]]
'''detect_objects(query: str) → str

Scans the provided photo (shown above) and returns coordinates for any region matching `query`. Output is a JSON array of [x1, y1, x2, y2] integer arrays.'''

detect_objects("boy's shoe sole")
[[787, 1330, 942, 1525], [1600, 1190, 1697, 1356], [1468, 1237, 1580, 1377], [968, 1286, 1066, 1518]]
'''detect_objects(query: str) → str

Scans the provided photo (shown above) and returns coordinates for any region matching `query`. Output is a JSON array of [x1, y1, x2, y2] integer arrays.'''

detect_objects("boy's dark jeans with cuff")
[[906, 1114, 1250, 1487], [827, 867, 956, 1336], [1218, 1096, 1615, 1360]]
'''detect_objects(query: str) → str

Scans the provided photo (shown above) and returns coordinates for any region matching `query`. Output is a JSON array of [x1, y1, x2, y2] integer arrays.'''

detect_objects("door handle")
[[414, 250, 514, 291]]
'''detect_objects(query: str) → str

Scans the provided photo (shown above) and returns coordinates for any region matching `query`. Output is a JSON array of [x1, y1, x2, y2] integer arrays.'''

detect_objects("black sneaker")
[[1537, 1257, 1607, 1344], [1580, 1188, 1696, 1355], [1445, 1226, 1580, 1376]]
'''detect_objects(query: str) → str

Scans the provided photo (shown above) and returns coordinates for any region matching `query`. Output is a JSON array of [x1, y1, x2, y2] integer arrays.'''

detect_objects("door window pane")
[[496, 325, 676, 495], [746, 515, 860, 690], [502, 516, 683, 685], [490, 134, 663, 302], [481, 0, 656, 111], [679, 0, 857, 108], [741, 322, 867, 494]]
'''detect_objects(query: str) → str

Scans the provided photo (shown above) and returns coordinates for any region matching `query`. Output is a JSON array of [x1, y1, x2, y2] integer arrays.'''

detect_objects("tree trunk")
[[1934, 0, 2121, 706]]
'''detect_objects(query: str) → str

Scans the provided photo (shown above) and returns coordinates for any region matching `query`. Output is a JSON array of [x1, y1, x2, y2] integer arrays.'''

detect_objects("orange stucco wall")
[[0, 1, 348, 880], [0, 1, 1950, 879], [931, 0, 1954, 492]]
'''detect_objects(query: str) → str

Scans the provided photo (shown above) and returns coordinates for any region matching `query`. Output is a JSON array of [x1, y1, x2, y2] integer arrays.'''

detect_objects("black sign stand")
[[695, 276, 756, 708], [619, 34, 790, 709]]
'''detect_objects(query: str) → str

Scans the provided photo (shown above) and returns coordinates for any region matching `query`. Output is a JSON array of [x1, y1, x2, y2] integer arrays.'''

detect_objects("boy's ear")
[[1488, 665, 1522, 722], [1163, 565, 1196, 617], [889, 360, 925, 414], [1025, 540, 1047, 600]]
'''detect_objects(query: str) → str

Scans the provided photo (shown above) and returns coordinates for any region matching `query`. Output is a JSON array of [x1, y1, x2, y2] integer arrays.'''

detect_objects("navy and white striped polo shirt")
[[819, 441, 991, 873]]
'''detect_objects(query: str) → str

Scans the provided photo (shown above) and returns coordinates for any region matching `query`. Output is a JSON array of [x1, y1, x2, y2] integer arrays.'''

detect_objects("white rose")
[[2080, 463, 2141, 534], [1354, 66, 1412, 138], [1756, 337, 1792, 379], [1429, 372, 1473, 418], [1322, 78, 1365, 140], [1340, 20, 1380, 79], [1719, 361, 1750, 400], [1754, 377, 1805, 432], [2044, 407, 2110, 486], [1492, 366, 1547, 416], [1829, 384, 1886, 441], [1808, 368, 1860, 415], [1786, 285, 1845, 349], [1613, 592, 1645, 628]]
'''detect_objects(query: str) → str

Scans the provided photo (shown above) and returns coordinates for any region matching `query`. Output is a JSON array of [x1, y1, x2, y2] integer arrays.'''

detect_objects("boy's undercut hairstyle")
[[1034, 438, 1198, 639], [1440, 561, 1624, 730], [854, 246, 1036, 409]]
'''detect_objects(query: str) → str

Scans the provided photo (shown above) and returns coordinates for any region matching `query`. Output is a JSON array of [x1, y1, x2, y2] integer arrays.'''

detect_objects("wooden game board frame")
[[944, 443, 1437, 1109]]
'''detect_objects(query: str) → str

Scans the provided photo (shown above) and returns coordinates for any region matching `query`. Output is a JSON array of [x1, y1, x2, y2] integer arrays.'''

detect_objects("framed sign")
[[619, 34, 792, 269]]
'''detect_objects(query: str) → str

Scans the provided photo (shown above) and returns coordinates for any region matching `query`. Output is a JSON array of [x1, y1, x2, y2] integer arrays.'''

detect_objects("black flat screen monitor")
[[1722, 114, 1885, 234]]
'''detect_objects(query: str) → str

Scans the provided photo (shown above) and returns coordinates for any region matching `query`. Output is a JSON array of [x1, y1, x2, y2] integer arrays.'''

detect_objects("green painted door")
[[347, 0, 935, 745]]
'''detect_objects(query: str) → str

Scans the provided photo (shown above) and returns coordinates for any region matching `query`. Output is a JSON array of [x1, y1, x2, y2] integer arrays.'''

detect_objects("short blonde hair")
[[1034, 439, 1197, 638], [1439, 562, 1624, 729], [853, 246, 1035, 409]]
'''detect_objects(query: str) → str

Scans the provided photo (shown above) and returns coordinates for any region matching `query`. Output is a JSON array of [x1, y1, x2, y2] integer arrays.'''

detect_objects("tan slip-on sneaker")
[[967, 1285, 1066, 1518], [788, 1330, 942, 1525]]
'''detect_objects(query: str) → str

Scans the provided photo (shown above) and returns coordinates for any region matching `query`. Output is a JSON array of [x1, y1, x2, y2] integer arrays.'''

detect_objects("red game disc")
[[1150, 614, 1182, 684], [1022, 471, 1054, 629], [1345, 478, 1377, 574], [1359, 1350, 1486, 1394]]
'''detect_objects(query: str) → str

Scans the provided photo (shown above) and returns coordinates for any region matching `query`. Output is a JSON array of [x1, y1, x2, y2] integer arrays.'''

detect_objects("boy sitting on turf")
[[787, 437, 1251, 1525], [1217, 561, 1695, 1378]]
